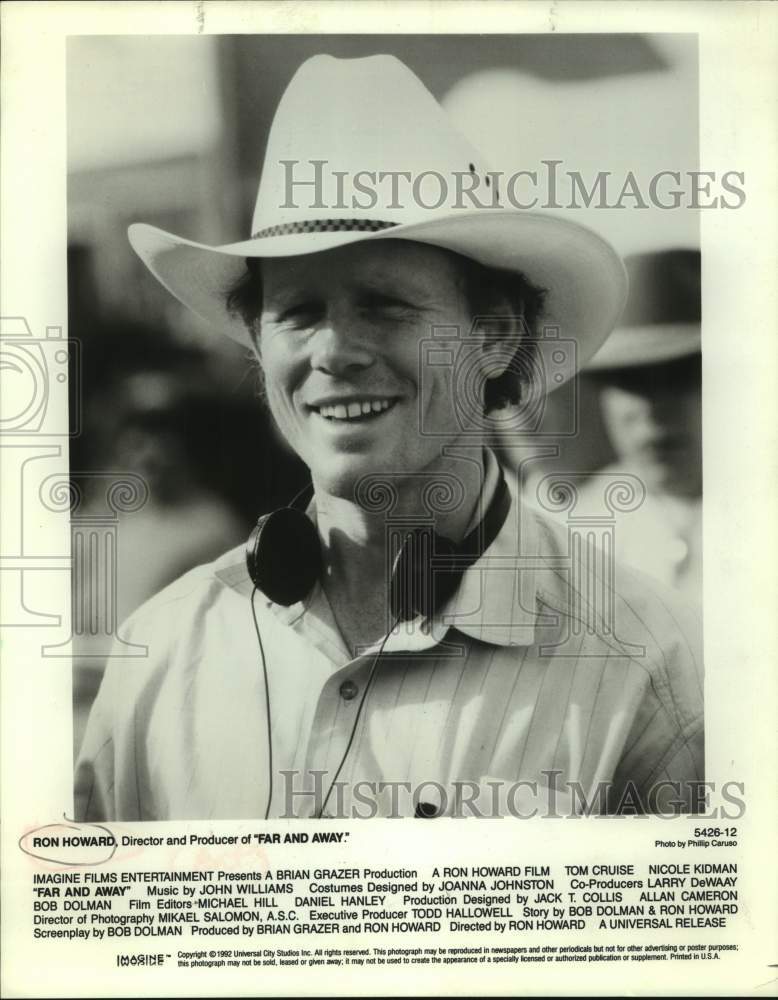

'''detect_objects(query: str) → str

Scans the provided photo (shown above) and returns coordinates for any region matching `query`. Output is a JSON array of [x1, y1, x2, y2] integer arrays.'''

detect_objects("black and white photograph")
[[70, 32, 705, 822], [1, 3, 776, 998]]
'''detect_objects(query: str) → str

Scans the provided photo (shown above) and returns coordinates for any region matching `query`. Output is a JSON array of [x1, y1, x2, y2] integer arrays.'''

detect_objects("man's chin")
[[308, 452, 425, 505], [309, 460, 379, 504]]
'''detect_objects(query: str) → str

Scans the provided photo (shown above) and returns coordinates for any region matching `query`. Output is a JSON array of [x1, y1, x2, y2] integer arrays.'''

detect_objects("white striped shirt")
[[75, 457, 704, 820]]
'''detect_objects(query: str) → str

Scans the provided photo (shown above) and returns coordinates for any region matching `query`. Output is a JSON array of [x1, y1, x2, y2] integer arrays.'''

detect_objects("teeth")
[[317, 399, 393, 420]]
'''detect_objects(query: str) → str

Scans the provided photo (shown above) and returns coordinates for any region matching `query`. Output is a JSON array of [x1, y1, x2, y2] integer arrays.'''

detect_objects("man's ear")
[[472, 296, 527, 381]]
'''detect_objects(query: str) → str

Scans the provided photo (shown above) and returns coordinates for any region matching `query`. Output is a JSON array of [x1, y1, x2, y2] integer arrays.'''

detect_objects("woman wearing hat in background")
[[75, 54, 703, 821]]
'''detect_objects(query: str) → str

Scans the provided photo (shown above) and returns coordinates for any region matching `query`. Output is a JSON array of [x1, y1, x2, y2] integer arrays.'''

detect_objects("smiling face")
[[256, 241, 493, 501]]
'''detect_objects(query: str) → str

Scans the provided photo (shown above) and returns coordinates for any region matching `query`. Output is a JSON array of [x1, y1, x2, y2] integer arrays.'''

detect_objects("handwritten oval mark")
[[19, 820, 118, 866]]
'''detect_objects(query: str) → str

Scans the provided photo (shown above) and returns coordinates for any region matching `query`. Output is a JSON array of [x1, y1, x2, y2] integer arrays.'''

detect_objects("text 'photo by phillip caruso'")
[[73, 44, 704, 823]]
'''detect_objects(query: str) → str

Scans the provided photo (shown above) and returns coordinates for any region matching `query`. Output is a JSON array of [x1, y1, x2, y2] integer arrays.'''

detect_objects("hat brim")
[[128, 210, 628, 390], [585, 324, 701, 371]]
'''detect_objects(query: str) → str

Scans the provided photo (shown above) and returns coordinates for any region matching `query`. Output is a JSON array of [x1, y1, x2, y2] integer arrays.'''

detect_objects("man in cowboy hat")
[[75, 54, 703, 820]]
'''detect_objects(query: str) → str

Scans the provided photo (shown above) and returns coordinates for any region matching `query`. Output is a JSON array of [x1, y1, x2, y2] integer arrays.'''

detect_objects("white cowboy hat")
[[129, 54, 628, 387], [586, 249, 700, 370]]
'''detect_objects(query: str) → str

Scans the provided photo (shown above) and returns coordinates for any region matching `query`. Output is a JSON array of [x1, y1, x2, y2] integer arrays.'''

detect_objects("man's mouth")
[[311, 398, 398, 422]]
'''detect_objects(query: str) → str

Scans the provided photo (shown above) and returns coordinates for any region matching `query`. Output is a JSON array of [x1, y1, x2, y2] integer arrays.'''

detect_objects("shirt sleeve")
[[612, 583, 705, 814], [73, 597, 164, 823], [72, 562, 229, 822], [74, 658, 119, 822]]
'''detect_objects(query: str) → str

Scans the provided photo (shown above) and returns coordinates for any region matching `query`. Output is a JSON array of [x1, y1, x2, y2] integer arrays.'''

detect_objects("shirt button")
[[339, 680, 358, 701]]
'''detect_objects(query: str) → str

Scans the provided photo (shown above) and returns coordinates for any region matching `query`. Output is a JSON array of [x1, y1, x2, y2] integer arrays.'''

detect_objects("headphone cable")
[[317, 611, 403, 819], [251, 585, 401, 821], [250, 585, 274, 821]]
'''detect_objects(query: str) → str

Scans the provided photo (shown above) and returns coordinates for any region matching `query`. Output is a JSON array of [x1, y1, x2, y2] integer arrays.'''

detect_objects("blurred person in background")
[[577, 250, 702, 601], [71, 321, 307, 755], [80, 368, 247, 621]]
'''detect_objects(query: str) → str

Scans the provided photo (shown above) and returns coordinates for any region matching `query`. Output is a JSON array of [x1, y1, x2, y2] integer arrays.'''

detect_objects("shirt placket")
[[294, 652, 376, 818]]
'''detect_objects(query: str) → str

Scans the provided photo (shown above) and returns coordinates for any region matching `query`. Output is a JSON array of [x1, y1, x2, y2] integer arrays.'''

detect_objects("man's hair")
[[225, 249, 546, 415]]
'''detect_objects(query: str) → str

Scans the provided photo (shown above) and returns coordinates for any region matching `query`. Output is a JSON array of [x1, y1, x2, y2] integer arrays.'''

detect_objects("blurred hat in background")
[[586, 249, 700, 371]]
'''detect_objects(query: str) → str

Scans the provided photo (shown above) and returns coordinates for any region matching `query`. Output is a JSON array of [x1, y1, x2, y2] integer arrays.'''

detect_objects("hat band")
[[251, 218, 398, 239]]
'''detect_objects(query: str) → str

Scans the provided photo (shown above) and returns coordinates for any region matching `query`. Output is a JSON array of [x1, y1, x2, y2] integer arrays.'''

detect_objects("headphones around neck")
[[246, 466, 511, 818], [245, 466, 511, 622]]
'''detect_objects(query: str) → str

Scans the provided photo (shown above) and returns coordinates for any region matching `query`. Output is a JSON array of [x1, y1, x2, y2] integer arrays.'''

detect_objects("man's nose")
[[309, 311, 375, 376]]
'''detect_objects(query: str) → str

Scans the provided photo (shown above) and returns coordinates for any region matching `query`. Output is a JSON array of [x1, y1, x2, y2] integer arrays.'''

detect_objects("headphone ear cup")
[[246, 507, 321, 606]]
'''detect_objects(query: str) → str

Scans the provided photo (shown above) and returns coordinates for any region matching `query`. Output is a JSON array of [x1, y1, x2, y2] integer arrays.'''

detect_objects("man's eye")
[[277, 303, 321, 326], [362, 296, 417, 316]]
